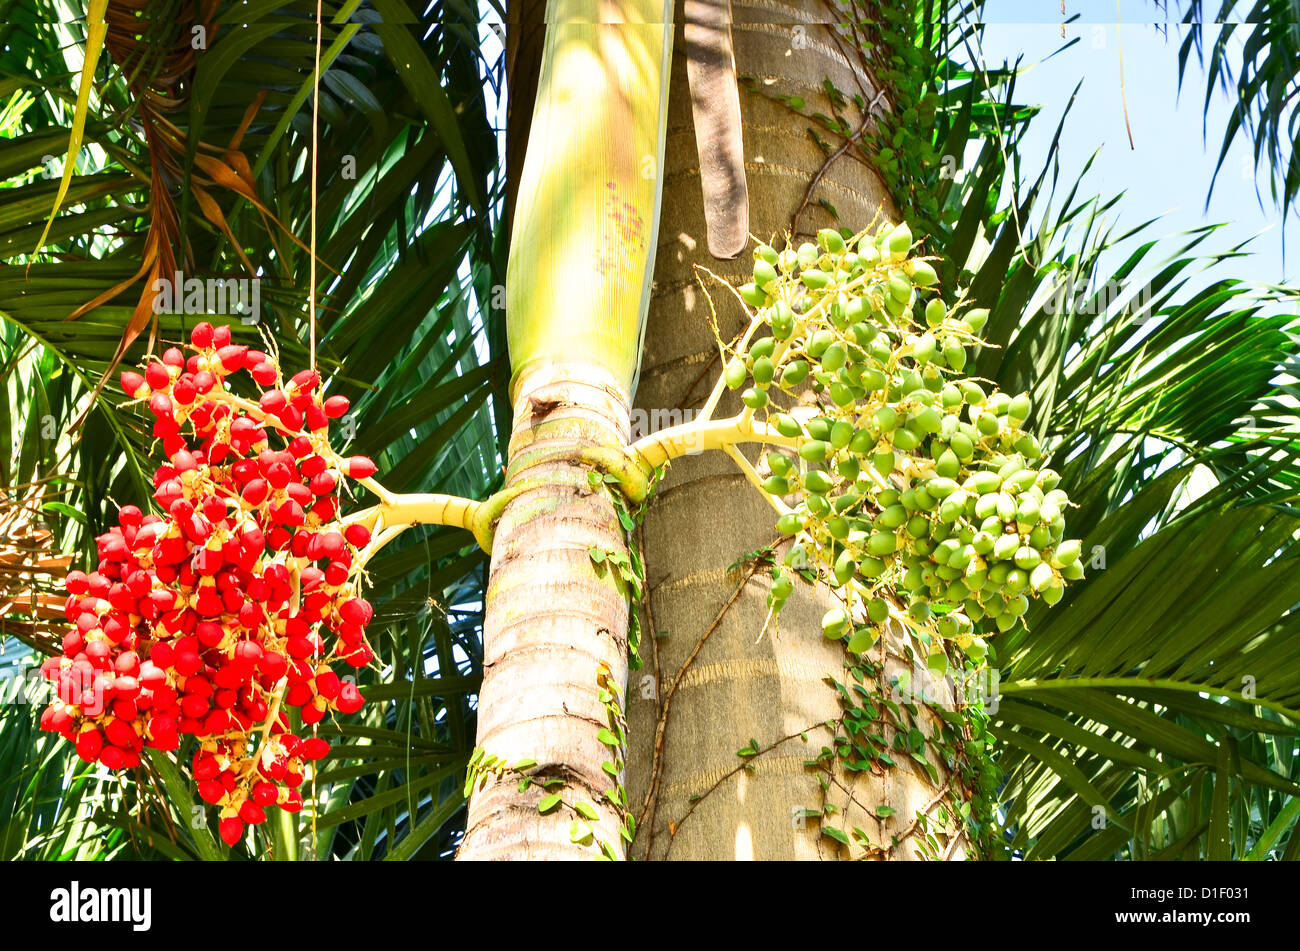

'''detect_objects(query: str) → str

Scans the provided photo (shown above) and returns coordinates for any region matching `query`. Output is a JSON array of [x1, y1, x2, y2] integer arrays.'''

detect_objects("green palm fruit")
[[927, 477, 958, 499], [1038, 469, 1062, 490], [847, 627, 877, 653], [936, 449, 960, 479], [996, 493, 1017, 522], [1005, 593, 1029, 617], [861, 556, 887, 578], [973, 494, 999, 520], [1008, 392, 1031, 421], [771, 571, 794, 599], [1029, 524, 1052, 550], [874, 406, 899, 432], [995, 613, 1018, 632], [913, 331, 938, 363], [940, 382, 963, 407], [903, 565, 925, 590], [878, 488, 901, 506], [799, 439, 829, 462], [925, 298, 947, 327], [820, 342, 846, 371], [822, 607, 850, 638], [830, 383, 855, 406], [988, 392, 1012, 417], [849, 429, 876, 454], [908, 600, 931, 624], [750, 337, 775, 360], [762, 476, 789, 496], [867, 598, 890, 623], [972, 531, 995, 555], [818, 228, 845, 253], [879, 504, 909, 529], [806, 417, 833, 439], [740, 283, 768, 307], [766, 452, 791, 476], [806, 494, 830, 517], [1016, 496, 1041, 524], [1053, 539, 1082, 566], [938, 495, 965, 524], [801, 268, 832, 290], [964, 470, 1001, 495], [992, 533, 1019, 562], [807, 330, 836, 359], [873, 449, 895, 478], [1041, 581, 1065, 605], [887, 222, 913, 258], [868, 530, 898, 556], [804, 470, 834, 494], [742, 387, 767, 409], [832, 491, 860, 514], [770, 301, 795, 339], [1014, 434, 1041, 458], [1014, 546, 1041, 570], [914, 487, 937, 511], [859, 368, 887, 390], [753, 259, 778, 290], [1004, 568, 1028, 592], [774, 358, 806, 387], [933, 539, 960, 565], [949, 545, 976, 571], [837, 455, 860, 482], [944, 342, 966, 371], [778, 248, 798, 274], [832, 551, 856, 586], [827, 516, 850, 540], [906, 514, 930, 538], [1030, 562, 1055, 593], [752, 357, 775, 386], [776, 513, 802, 535], [965, 600, 986, 623], [976, 411, 999, 436], [724, 358, 747, 389], [914, 406, 943, 435], [963, 307, 989, 333], [892, 428, 920, 451], [1005, 470, 1038, 494], [851, 324, 878, 350], [959, 380, 986, 405], [910, 260, 939, 287], [772, 413, 802, 437], [755, 243, 778, 265], [1060, 560, 1085, 580], [1039, 498, 1061, 524], [888, 273, 913, 303]]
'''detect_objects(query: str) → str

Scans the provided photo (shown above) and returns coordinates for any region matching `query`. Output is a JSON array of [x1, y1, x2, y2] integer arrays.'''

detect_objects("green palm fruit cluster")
[[732, 222, 1084, 659]]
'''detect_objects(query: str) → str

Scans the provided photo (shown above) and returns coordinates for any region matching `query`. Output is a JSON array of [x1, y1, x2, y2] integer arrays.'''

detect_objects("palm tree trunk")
[[458, 0, 671, 860], [626, 0, 970, 860]]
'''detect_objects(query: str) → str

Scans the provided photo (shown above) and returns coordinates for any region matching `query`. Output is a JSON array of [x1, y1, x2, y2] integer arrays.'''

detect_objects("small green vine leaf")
[[570, 819, 594, 844], [538, 793, 562, 814], [574, 801, 599, 822], [597, 728, 619, 747], [875, 805, 896, 818], [588, 547, 606, 564]]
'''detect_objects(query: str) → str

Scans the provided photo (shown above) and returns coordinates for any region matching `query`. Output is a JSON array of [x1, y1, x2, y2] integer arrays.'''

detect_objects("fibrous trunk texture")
[[626, 0, 970, 860]]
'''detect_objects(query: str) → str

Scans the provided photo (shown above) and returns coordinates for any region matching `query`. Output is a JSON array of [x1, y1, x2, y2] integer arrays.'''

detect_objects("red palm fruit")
[[144, 643, 172, 672], [314, 670, 341, 700], [181, 695, 211, 719], [340, 598, 373, 627], [267, 526, 292, 551], [62, 630, 85, 656], [323, 394, 350, 418], [99, 746, 127, 770], [280, 789, 304, 812], [291, 531, 313, 559], [162, 347, 185, 368], [299, 454, 326, 477], [147, 715, 177, 744], [111, 698, 138, 721], [174, 651, 203, 677], [288, 436, 313, 458], [213, 688, 237, 709], [196, 621, 225, 649], [234, 641, 263, 666], [114, 651, 141, 677], [285, 482, 312, 507], [305, 404, 328, 431], [148, 393, 174, 420], [343, 523, 371, 548], [265, 461, 293, 489], [285, 637, 317, 660], [301, 696, 327, 725], [284, 682, 314, 707], [172, 449, 199, 473], [241, 478, 269, 505], [213, 324, 232, 347], [259, 389, 287, 415], [191, 321, 215, 348], [239, 801, 267, 825], [324, 562, 349, 586], [309, 471, 338, 495], [237, 601, 263, 630], [194, 369, 217, 394], [145, 363, 171, 389], [340, 644, 374, 668], [218, 816, 243, 846], [258, 651, 288, 680], [173, 376, 197, 405], [252, 782, 278, 807], [290, 368, 319, 391], [204, 709, 231, 734], [276, 500, 305, 527], [50, 707, 75, 733], [202, 496, 227, 522], [214, 664, 252, 690], [105, 717, 137, 748], [335, 681, 365, 714], [244, 349, 267, 368], [345, 456, 377, 479], [250, 361, 277, 385], [193, 754, 221, 781], [301, 737, 330, 760], [65, 570, 90, 595], [120, 370, 148, 398], [317, 532, 346, 561], [85, 640, 111, 666], [113, 676, 140, 701], [216, 344, 248, 372], [74, 729, 103, 763], [278, 405, 304, 430]]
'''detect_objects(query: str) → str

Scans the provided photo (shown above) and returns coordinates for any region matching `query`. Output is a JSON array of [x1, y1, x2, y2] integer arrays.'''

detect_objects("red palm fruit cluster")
[[40, 322, 378, 847]]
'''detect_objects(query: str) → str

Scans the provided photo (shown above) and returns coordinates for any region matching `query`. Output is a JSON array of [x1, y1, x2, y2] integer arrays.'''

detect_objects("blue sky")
[[973, 1, 1298, 288]]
